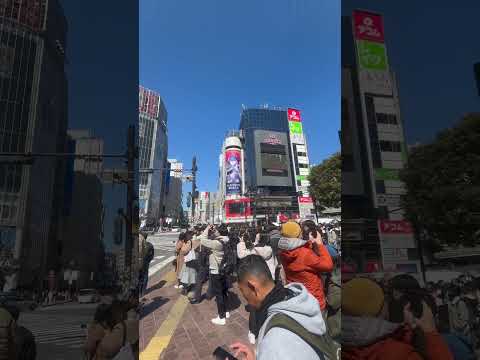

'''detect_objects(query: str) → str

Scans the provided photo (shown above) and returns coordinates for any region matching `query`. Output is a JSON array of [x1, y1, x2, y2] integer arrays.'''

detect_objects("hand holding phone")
[[230, 342, 255, 360]]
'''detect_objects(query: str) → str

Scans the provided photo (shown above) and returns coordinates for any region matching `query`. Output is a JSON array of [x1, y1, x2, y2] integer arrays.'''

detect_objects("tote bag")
[[112, 322, 135, 360]]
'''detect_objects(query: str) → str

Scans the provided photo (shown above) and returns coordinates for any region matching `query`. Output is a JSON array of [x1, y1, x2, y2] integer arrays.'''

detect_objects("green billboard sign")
[[357, 40, 388, 71], [289, 121, 303, 135], [375, 168, 400, 181]]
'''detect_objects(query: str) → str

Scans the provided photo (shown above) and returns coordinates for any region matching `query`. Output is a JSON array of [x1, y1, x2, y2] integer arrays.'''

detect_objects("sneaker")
[[211, 316, 226, 325], [226, 312, 231, 319], [248, 331, 256, 345], [174, 284, 184, 289]]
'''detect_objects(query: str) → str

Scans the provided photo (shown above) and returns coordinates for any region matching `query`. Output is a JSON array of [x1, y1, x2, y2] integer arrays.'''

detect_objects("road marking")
[[148, 256, 175, 277], [140, 283, 188, 360], [154, 255, 164, 260]]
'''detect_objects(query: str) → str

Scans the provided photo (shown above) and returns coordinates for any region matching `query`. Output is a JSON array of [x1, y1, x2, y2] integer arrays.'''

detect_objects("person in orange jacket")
[[277, 221, 333, 314], [342, 277, 454, 360]]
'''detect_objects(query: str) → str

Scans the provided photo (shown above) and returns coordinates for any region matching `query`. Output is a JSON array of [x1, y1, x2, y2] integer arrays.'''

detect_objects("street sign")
[[376, 194, 401, 207]]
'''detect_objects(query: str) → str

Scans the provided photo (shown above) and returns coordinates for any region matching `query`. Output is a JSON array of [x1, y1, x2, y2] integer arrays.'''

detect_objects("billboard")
[[287, 108, 301, 122], [139, 86, 160, 119], [0, 0, 48, 32], [225, 149, 242, 195], [254, 130, 292, 187], [353, 11, 385, 42]]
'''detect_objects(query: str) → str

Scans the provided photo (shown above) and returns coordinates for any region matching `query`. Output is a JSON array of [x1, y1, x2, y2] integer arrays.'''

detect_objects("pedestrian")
[[174, 232, 186, 289], [139, 233, 154, 297], [0, 305, 16, 360], [189, 226, 212, 304], [277, 221, 333, 317], [5, 305, 36, 360], [342, 277, 453, 360], [179, 231, 197, 296], [199, 224, 231, 325], [85, 303, 110, 359], [230, 255, 337, 360]]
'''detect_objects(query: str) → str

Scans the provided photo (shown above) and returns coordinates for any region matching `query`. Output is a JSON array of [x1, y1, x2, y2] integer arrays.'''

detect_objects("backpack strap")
[[121, 321, 127, 347], [264, 313, 340, 360]]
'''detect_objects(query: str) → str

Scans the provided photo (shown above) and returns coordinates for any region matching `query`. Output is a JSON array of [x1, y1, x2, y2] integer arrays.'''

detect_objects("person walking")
[[178, 231, 197, 296], [174, 232, 186, 289], [189, 227, 212, 304]]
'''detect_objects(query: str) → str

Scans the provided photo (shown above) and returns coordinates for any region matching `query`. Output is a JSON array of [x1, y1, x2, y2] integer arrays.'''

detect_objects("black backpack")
[[217, 239, 237, 276], [264, 313, 340, 360]]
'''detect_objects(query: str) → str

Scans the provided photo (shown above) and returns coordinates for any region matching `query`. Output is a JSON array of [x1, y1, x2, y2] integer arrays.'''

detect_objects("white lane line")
[[154, 255, 165, 260], [148, 256, 175, 277]]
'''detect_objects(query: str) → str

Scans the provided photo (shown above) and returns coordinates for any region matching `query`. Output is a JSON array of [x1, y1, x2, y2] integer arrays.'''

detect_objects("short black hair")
[[217, 224, 229, 237], [237, 255, 273, 285]]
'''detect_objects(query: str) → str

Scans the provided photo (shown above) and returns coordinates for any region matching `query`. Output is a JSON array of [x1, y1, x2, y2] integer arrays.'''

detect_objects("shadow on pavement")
[[140, 296, 170, 319], [144, 280, 167, 296]]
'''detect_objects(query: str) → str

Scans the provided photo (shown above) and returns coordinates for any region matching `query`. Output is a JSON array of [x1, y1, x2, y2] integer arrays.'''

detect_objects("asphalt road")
[[18, 302, 97, 360], [146, 231, 180, 279]]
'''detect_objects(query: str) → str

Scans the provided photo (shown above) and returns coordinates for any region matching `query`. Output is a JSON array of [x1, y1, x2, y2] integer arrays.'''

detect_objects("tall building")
[[0, 0, 69, 287], [342, 11, 419, 275], [61, 130, 104, 288], [164, 159, 183, 225], [138, 86, 168, 225], [237, 106, 315, 222]]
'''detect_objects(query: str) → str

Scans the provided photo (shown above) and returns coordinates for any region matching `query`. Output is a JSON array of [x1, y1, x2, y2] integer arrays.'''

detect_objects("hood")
[[260, 283, 326, 339], [278, 237, 308, 251], [342, 315, 400, 347]]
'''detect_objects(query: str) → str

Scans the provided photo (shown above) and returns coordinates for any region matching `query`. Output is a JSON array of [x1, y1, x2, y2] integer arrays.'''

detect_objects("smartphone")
[[213, 346, 238, 360]]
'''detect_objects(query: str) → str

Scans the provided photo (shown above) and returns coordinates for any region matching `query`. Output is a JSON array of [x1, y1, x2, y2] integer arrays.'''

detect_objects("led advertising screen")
[[225, 149, 242, 195], [254, 130, 292, 187], [139, 86, 160, 119], [287, 108, 301, 122]]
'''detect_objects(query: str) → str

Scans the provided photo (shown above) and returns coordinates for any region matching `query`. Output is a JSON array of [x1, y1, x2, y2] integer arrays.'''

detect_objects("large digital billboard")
[[225, 149, 242, 195], [254, 130, 292, 187], [139, 86, 160, 119]]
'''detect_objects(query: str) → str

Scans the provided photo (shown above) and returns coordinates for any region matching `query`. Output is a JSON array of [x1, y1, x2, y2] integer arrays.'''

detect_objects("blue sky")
[[140, 0, 341, 193]]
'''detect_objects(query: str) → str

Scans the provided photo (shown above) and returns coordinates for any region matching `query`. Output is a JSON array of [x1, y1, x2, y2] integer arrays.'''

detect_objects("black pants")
[[210, 273, 228, 318], [192, 267, 208, 300]]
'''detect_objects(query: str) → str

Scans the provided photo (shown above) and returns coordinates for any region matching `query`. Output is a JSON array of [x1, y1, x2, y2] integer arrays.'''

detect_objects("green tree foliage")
[[400, 113, 480, 247], [308, 152, 341, 209]]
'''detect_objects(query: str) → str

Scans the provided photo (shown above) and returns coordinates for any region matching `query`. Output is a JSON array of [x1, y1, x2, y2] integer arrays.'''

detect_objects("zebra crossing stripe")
[[148, 256, 175, 277]]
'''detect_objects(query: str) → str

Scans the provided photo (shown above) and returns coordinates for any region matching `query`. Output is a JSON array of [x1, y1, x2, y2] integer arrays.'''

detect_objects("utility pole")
[[191, 157, 198, 222], [125, 125, 136, 279]]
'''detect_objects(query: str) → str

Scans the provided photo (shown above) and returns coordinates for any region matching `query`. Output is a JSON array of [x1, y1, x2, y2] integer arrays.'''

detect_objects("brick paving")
[[140, 271, 255, 360]]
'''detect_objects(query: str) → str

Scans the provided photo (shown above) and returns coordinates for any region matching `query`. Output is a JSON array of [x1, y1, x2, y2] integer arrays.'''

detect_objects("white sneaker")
[[174, 284, 183, 289], [226, 312, 231, 319], [248, 331, 256, 345], [211, 316, 226, 325]]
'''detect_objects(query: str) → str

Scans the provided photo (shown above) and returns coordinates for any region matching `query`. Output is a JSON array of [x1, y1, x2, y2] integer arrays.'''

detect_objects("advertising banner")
[[357, 40, 388, 71], [358, 70, 393, 95], [379, 220, 413, 234], [225, 149, 242, 195], [287, 108, 301, 122], [299, 196, 313, 204], [375, 168, 400, 181], [353, 11, 385, 43], [139, 86, 160, 119]]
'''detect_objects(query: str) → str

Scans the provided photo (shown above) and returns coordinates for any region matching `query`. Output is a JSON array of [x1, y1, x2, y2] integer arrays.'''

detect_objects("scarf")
[[253, 283, 294, 336]]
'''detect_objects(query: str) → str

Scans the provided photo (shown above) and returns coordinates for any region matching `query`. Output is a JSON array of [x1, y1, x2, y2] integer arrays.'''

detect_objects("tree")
[[400, 113, 480, 248], [308, 152, 341, 209]]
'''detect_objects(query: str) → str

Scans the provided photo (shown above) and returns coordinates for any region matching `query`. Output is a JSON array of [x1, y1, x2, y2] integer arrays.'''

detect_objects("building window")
[[376, 113, 398, 125], [379, 140, 402, 152], [375, 180, 385, 194]]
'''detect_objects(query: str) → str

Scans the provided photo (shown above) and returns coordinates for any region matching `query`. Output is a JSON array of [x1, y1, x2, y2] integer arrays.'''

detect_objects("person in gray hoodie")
[[230, 254, 331, 360], [198, 224, 231, 325]]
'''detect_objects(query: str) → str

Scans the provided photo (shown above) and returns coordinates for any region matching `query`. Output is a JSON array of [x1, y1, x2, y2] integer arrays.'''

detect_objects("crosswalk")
[[19, 313, 89, 349]]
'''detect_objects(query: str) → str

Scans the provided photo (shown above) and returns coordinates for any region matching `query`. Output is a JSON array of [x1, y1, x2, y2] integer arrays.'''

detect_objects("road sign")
[[377, 194, 401, 207]]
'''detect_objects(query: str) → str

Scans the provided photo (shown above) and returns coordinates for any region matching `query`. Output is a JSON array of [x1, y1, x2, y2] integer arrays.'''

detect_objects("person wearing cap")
[[342, 277, 453, 360], [276, 221, 333, 315]]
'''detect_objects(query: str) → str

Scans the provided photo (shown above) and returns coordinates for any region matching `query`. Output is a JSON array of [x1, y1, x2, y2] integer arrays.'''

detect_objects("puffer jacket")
[[342, 315, 454, 360], [278, 238, 333, 310], [198, 227, 228, 275]]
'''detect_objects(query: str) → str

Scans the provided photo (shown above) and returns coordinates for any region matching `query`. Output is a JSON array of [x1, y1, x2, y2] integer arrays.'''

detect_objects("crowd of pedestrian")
[[166, 219, 341, 360], [342, 272, 480, 360]]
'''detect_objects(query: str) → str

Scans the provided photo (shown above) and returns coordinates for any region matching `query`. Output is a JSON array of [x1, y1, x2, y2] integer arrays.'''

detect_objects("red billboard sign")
[[287, 108, 301, 122], [353, 11, 385, 43], [139, 86, 160, 119], [298, 196, 313, 204], [379, 220, 413, 234]]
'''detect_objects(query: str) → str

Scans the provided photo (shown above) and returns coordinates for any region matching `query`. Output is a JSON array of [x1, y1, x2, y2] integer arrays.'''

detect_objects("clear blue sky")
[[140, 0, 340, 193]]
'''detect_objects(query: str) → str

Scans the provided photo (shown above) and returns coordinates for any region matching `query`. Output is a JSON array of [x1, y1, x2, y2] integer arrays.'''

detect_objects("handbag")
[[112, 322, 135, 360], [184, 242, 196, 263]]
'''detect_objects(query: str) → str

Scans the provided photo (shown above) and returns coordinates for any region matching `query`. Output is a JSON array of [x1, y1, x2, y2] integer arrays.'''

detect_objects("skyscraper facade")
[[138, 86, 168, 224], [0, 0, 69, 286], [164, 159, 183, 225]]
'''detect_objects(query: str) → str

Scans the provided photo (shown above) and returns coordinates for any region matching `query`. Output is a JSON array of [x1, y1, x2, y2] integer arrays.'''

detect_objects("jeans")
[[210, 273, 228, 318]]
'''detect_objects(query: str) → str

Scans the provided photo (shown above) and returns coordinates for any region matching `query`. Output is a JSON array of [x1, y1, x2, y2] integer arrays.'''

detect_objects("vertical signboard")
[[353, 10, 419, 274], [139, 86, 160, 119], [225, 149, 242, 196], [287, 108, 315, 219]]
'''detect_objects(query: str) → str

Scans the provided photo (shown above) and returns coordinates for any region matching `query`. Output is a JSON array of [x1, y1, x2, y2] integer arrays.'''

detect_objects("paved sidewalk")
[[140, 271, 255, 360]]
